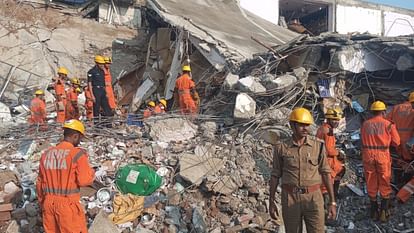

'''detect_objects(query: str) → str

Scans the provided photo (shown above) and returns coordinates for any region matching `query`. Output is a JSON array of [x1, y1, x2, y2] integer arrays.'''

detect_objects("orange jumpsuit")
[[361, 115, 400, 199], [143, 107, 153, 118], [397, 178, 414, 203], [54, 78, 66, 123], [316, 122, 344, 193], [36, 141, 95, 233], [175, 74, 197, 114], [154, 104, 165, 115], [65, 87, 79, 120], [386, 101, 414, 161], [84, 87, 94, 121], [104, 67, 117, 110], [28, 97, 46, 126]]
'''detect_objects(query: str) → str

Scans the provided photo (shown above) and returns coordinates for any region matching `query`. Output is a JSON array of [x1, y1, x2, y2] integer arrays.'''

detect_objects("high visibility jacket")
[[84, 87, 94, 120], [36, 141, 95, 205], [175, 74, 196, 114], [54, 77, 67, 123], [65, 87, 79, 120], [316, 123, 344, 178], [54, 77, 66, 100], [361, 115, 400, 154], [397, 178, 414, 203], [29, 97, 46, 124], [104, 67, 117, 110], [154, 104, 165, 115], [386, 101, 414, 161]]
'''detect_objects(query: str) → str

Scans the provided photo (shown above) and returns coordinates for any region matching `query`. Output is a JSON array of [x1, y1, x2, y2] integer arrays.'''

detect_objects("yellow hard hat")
[[182, 65, 191, 72], [35, 90, 44, 95], [370, 101, 387, 111], [63, 119, 85, 135], [104, 56, 112, 64], [325, 108, 343, 120], [148, 101, 156, 107], [409, 92, 414, 103], [289, 107, 314, 124], [57, 67, 68, 75], [75, 87, 81, 93], [159, 99, 167, 107], [71, 78, 80, 85], [95, 55, 106, 64]]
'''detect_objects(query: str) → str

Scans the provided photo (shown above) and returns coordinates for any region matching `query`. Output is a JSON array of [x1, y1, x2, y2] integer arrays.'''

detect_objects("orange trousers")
[[179, 94, 196, 114], [363, 152, 392, 199], [85, 101, 93, 121], [56, 99, 66, 123], [321, 156, 344, 193], [42, 196, 88, 233], [397, 178, 414, 203], [105, 85, 117, 110]]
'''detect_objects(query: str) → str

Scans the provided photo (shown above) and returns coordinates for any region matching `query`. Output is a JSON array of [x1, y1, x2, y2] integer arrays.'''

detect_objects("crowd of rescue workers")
[[26, 55, 414, 232]]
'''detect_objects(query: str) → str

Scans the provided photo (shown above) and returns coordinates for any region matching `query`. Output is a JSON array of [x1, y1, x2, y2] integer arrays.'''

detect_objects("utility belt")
[[282, 184, 321, 194], [362, 145, 389, 151], [93, 85, 105, 88], [178, 89, 191, 95]]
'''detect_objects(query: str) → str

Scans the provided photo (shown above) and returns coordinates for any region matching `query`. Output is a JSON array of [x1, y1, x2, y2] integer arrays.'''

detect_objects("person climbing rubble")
[[28, 89, 47, 130], [269, 107, 336, 233], [53, 67, 69, 123], [36, 119, 95, 233], [88, 55, 113, 125], [316, 108, 346, 220], [387, 92, 414, 186], [174, 65, 200, 115], [65, 78, 81, 120], [143, 101, 156, 118], [361, 101, 400, 222], [154, 99, 167, 115], [104, 56, 117, 112]]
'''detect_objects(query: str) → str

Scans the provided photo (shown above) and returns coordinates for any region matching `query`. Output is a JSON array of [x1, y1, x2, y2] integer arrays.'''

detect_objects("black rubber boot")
[[379, 198, 390, 223], [370, 200, 379, 221]]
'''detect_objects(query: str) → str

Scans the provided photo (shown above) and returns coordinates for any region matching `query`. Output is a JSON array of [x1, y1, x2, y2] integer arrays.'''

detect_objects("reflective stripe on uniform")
[[362, 145, 389, 150], [43, 187, 80, 195], [72, 150, 85, 163], [397, 128, 412, 132], [178, 90, 190, 95], [402, 183, 414, 194]]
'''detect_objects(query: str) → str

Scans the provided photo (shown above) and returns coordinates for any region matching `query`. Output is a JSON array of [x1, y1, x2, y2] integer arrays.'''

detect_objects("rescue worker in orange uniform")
[[143, 101, 155, 119], [65, 78, 81, 120], [54, 67, 68, 123], [104, 56, 117, 112], [361, 101, 400, 222], [174, 65, 200, 115], [83, 86, 94, 121], [316, 108, 345, 205], [269, 108, 336, 232], [36, 120, 95, 233], [28, 90, 47, 130], [154, 99, 167, 115]]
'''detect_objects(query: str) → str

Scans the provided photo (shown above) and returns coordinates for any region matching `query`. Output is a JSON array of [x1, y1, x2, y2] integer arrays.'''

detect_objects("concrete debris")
[[0, 103, 12, 127], [396, 53, 414, 71], [264, 74, 297, 92], [223, 73, 239, 90], [89, 210, 121, 233], [147, 118, 198, 143], [233, 93, 256, 120], [238, 76, 266, 93]]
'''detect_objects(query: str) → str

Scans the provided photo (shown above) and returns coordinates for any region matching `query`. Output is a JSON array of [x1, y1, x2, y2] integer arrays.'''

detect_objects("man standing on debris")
[[53, 67, 68, 123], [36, 119, 95, 233], [28, 89, 47, 128], [88, 55, 113, 124], [269, 107, 336, 232], [316, 108, 345, 201], [65, 78, 81, 120], [361, 101, 400, 222], [104, 56, 117, 112], [174, 65, 200, 115]]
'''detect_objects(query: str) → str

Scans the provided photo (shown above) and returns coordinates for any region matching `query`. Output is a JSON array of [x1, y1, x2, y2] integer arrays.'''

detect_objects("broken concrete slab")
[[199, 121, 217, 140], [396, 53, 414, 71], [233, 93, 256, 120], [212, 176, 239, 195], [147, 117, 198, 143], [0, 103, 12, 126], [89, 210, 121, 233], [264, 74, 297, 92], [5, 220, 19, 233], [238, 76, 266, 93], [223, 73, 239, 89]]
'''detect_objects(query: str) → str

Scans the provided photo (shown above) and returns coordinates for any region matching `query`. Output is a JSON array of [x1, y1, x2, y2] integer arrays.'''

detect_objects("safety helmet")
[[63, 119, 85, 135], [159, 99, 167, 107], [95, 55, 106, 64], [409, 92, 414, 103], [370, 101, 386, 111], [57, 67, 68, 75], [71, 78, 80, 85], [148, 101, 156, 107], [182, 65, 191, 72], [325, 108, 343, 120], [35, 90, 44, 95], [104, 56, 112, 64], [289, 107, 314, 125], [75, 87, 81, 93]]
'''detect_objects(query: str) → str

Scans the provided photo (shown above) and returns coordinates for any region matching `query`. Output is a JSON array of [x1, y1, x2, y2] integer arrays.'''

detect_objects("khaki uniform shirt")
[[272, 136, 331, 187]]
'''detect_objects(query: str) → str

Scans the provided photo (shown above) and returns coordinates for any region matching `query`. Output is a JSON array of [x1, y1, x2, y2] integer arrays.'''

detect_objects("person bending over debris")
[[103, 56, 117, 112], [143, 101, 156, 118], [317, 108, 346, 208], [361, 101, 400, 222], [53, 67, 69, 123], [28, 89, 47, 130], [269, 107, 336, 233], [88, 55, 113, 124], [36, 120, 95, 233], [65, 78, 81, 120], [174, 65, 200, 115]]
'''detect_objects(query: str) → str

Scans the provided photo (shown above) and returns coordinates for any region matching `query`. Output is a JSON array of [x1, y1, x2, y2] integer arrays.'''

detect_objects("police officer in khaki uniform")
[[269, 107, 337, 233]]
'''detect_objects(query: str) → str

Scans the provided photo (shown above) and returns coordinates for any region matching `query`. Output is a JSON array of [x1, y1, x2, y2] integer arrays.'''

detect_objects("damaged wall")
[[98, 1, 142, 28], [336, 5, 382, 35]]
